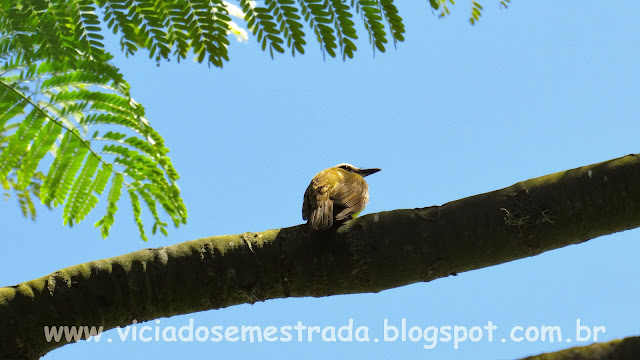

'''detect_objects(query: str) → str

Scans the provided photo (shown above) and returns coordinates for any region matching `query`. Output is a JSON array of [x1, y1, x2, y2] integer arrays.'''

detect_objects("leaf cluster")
[[0, 2, 186, 240]]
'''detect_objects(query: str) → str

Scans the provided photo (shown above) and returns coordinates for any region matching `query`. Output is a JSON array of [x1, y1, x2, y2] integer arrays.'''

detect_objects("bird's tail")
[[310, 200, 333, 230]]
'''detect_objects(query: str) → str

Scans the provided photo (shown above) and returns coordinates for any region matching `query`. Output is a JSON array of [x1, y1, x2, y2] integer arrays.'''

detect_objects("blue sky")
[[1, 1, 639, 359]]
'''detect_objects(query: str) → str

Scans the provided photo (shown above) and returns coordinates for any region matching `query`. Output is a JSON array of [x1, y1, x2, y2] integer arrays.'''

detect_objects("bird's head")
[[334, 163, 381, 177]]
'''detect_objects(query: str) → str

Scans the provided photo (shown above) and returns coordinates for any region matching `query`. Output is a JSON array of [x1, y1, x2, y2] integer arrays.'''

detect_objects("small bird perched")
[[302, 163, 381, 230]]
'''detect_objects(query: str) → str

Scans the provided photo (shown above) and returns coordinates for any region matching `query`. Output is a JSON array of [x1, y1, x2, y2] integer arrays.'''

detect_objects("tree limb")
[[519, 336, 640, 360]]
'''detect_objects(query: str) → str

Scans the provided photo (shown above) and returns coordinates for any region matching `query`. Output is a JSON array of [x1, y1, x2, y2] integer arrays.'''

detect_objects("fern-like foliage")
[[428, 0, 511, 23], [2, 0, 405, 67], [0, 4, 186, 240], [469, 1, 482, 25], [2, 0, 502, 69]]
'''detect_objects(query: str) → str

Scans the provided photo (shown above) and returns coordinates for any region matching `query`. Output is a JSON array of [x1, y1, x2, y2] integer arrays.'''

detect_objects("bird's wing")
[[303, 181, 334, 230], [335, 199, 367, 220], [331, 178, 368, 221]]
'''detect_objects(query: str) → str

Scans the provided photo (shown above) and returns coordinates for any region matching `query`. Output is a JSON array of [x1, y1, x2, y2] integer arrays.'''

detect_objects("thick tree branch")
[[518, 336, 640, 360], [2, 154, 640, 359]]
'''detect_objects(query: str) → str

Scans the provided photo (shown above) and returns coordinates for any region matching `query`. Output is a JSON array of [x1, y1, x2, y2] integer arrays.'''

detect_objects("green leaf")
[[63, 153, 100, 226], [17, 121, 62, 190], [129, 189, 147, 241], [96, 172, 123, 238]]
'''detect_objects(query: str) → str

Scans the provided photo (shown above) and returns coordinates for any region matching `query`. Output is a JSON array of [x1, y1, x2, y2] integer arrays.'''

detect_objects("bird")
[[302, 163, 381, 230]]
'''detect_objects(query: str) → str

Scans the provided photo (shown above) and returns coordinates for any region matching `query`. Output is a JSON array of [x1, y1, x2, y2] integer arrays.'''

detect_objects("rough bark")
[[2, 154, 640, 359], [519, 336, 640, 360]]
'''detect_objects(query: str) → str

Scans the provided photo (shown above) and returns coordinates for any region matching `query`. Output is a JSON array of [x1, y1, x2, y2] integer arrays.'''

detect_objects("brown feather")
[[311, 199, 333, 230]]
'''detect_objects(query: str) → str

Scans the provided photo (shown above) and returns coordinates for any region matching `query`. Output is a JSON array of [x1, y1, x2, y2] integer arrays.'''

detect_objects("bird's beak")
[[357, 168, 381, 177]]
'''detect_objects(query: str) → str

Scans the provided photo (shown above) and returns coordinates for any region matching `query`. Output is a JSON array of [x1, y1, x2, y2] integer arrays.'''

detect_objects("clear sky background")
[[1, 1, 639, 359]]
